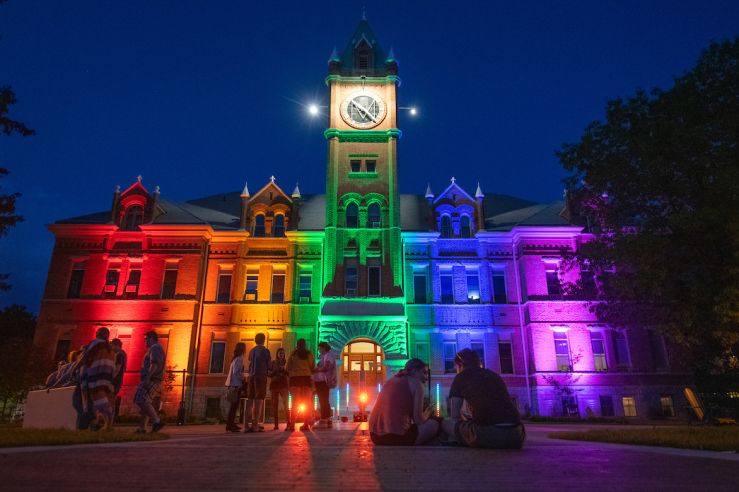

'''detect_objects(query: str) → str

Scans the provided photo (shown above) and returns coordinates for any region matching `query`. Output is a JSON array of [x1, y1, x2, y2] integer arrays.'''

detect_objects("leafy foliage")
[[558, 38, 739, 377]]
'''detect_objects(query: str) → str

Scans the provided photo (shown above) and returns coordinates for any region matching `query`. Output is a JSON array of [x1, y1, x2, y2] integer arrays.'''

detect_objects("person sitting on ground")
[[312, 341, 336, 429], [245, 333, 271, 433], [369, 358, 439, 446], [225, 342, 246, 432], [441, 348, 525, 449], [286, 338, 315, 431]]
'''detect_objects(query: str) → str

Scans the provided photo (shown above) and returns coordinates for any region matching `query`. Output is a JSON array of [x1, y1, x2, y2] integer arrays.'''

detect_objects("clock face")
[[340, 91, 386, 129]]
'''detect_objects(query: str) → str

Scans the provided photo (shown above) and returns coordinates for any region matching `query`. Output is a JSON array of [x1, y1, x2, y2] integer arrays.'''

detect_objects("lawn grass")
[[549, 426, 739, 452], [0, 428, 169, 448]]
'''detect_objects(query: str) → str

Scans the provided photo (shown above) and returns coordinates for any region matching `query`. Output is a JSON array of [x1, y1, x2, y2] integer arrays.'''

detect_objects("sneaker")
[[151, 421, 166, 433], [226, 425, 241, 433], [273, 424, 279, 430], [134, 428, 147, 434]]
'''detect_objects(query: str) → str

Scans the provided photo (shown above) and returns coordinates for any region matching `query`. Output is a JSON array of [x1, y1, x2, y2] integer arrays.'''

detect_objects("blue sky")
[[1, 0, 738, 311]]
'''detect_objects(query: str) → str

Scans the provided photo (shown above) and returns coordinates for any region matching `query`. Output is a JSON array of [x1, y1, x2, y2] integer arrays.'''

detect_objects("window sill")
[[348, 172, 378, 178]]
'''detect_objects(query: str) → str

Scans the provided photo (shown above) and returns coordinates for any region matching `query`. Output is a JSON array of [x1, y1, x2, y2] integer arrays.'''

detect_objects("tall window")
[[466, 269, 480, 303], [67, 262, 86, 299], [499, 341, 514, 374], [648, 330, 669, 370], [581, 263, 597, 298], [368, 266, 381, 296], [460, 215, 472, 238], [553, 331, 571, 371], [600, 395, 615, 417], [613, 330, 630, 367], [298, 271, 312, 302], [253, 214, 265, 237], [244, 266, 259, 302], [622, 396, 637, 417], [216, 269, 232, 304], [356, 43, 371, 70], [161, 264, 178, 299], [471, 342, 485, 368], [346, 203, 358, 228], [104, 268, 120, 297], [273, 214, 285, 237], [660, 395, 675, 417], [440, 215, 452, 238], [209, 341, 226, 374], [345, 266, 358, 296], [545, 267, 562, 298], [122, 205, 144, 231], [590, 331, 607, 372], [492, 271, 507, 304], [367, 203, 381, 228], [440, 270, 454, 304], [271, 269, 285, 303], [413, 270, 427, 304], [443, 342, 457, 374], [125, 268, 141, 297]]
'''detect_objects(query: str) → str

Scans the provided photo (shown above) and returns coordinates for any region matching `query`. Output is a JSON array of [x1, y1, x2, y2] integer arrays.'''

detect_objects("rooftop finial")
[[292, 182, 301, 199], [241, 181, 250, 197], [137, 174, 143, 183], [425, 183, 434, 198], [328, 46, 339, 62], [115, 185, 121, 193], [270, 175, 276, 183], [475, 182, 484, 198], [155, 185, 161, 194], [451, 177, 456, 184]]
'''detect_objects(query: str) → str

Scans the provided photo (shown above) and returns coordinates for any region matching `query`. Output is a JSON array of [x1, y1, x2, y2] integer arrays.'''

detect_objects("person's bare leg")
[[415, 419, 439, 444], [245, 399, 254, 430], [255, 399, 265, 430]]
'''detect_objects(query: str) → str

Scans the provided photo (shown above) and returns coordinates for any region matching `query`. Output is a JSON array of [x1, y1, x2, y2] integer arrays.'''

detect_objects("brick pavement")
[[0, 423, 737, 491]]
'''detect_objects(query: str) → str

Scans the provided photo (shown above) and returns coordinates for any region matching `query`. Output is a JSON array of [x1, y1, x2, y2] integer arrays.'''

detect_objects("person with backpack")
[[312, 341, 336, 429]]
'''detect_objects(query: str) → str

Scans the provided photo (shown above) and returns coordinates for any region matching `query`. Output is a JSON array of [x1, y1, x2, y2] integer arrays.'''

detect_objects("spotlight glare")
[[308, 104, 319, 116], [410, 107, 417, 116]]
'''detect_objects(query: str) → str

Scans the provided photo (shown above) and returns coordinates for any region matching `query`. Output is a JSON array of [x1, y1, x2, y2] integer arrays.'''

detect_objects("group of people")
[[224, 335, 336, 433], [369, 348, 525, 449], [46, 327, 166, 433]]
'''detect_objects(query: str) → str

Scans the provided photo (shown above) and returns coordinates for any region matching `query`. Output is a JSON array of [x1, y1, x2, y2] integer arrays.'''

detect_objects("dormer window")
[[122, 205, 144, 231], [460, 215, 472, 238], [253, 214, 265, 237], [367, 203, 381, 228], [346, 203, 359, 228], [440, 215, 452, 238], [355, 40, 373, 70], [273, 214, 285, 238]]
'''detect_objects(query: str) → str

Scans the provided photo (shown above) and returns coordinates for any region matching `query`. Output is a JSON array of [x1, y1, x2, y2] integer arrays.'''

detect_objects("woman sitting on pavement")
[[369, 358, 439, 445]]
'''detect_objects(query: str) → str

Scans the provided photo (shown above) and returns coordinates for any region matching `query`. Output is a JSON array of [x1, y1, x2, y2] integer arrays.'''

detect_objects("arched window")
[[122, 205, 144, 231], [440, 215, 452, 238], [253, 214, 265, 237], [346, 203, 358, 228], [273, 214, 285, 237], [367, 203, 381, 228], [460, 215, 472, 238], [355, 40, 372, 70]]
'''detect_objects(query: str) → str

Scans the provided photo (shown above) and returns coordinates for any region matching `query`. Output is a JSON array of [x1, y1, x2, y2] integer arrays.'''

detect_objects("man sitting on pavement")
[[441, 348, 525, 449]]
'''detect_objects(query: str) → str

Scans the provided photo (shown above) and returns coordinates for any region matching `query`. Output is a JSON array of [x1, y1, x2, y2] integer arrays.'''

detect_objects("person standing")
[[268, 348, 290, 430], [312, 342, 336, 429], [110, 338, 127, 421], [369, 358, 439, 445], [245, 333, 271, 433], [134, 331, 166, 433], [77, 327, 116, 430], [441, 348, 524, 449], [225, 342, 246, 432], [286, 338, 315, 431]]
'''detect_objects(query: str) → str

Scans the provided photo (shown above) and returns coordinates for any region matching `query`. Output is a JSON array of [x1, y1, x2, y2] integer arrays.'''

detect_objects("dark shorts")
[[370, 424, 419, 446], [289, 376, 312, 388], [134, 380, 162, 406], [455, 420, 525, 449], [247, 375, 268, 399]]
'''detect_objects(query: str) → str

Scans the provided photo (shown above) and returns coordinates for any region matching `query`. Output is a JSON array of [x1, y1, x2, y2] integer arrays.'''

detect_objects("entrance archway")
[[340, 339, 386, 389]]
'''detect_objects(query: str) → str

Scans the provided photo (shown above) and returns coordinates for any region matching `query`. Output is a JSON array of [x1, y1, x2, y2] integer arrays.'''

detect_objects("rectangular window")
[[581, 264, 597, 298], [216, 269, 232, 304], [546, 269, 562, 298], [209, 341, 226, 373], [244, 266, 259, 302], [160, 265, 178, 299], [415, 342, 430, 364], [471, 342, 485, 368], [104, 268, 120, 297], [562, 395, 579, 417], [466, 270, 480, 304], [271, 270, 285, 303], [298, 271, 312, 303], [492, 271, 507, 304], [660, 395, 675, 417], [613, 330, 630, 367], [440, 271, 454, 304], [413, 271, 427, 304], [67, 263, 85, 299], [124, 268, 141, 298], [345, 266, 358, 297], [350, 159, 361, 172], [590, 331, 608, 372], [443, 342, 457, 374], [622, 396, 637, 417], [365, 160, 376, 172], [498, 341, 514, 374], [648, 330, 669, 370], [368, 266, 381, 296], [553, 332, 571, 371], [599, 395, 615, 417]]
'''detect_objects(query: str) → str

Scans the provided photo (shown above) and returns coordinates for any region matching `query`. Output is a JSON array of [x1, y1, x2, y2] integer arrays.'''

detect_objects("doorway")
[[341, 339, 385, 389]]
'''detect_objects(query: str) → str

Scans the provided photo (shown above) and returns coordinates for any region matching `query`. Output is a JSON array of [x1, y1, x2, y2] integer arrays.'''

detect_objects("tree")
[[558, 38, 739, 379]]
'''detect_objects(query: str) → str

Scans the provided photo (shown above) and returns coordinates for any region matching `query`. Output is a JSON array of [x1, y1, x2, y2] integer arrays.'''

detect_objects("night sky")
[[1, 0, 738, 312]]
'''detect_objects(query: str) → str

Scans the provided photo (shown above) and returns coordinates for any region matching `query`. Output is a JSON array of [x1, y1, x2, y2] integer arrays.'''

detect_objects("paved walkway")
[[1, 423, 737, 491]]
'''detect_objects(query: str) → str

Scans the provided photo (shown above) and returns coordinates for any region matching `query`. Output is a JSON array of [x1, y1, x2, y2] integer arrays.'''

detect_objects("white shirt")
[[225, 356, 244, 387]]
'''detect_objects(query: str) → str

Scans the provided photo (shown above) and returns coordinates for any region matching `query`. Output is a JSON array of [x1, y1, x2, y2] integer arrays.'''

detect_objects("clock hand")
[[350, 99, 378, 123]]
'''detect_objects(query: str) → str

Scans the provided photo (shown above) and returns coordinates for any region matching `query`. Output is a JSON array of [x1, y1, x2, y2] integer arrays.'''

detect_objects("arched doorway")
[[340, 339, 385, 389]]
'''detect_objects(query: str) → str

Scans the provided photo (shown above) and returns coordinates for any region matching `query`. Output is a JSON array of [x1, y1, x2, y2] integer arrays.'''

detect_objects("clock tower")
[[319, 18, 408, 361]]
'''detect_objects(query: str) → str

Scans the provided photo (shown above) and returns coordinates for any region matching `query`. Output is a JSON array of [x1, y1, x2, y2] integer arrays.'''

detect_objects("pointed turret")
[[290, 183, 301, 231], [240, 181, 250, 231], [385, 47, 398, 75], [334, 18, 389, 76], [475, 182, 485, 230], [291, 183, 301, 199], [425, 183, 436, 232], [241, 181, 250, 198], [149, 185, 161, 223], [110, 185, 121, 223]]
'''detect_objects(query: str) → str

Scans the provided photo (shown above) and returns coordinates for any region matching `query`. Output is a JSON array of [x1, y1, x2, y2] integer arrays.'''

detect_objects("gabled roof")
[[433, 179, 476, 205], [338, 19, 387, 72]]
